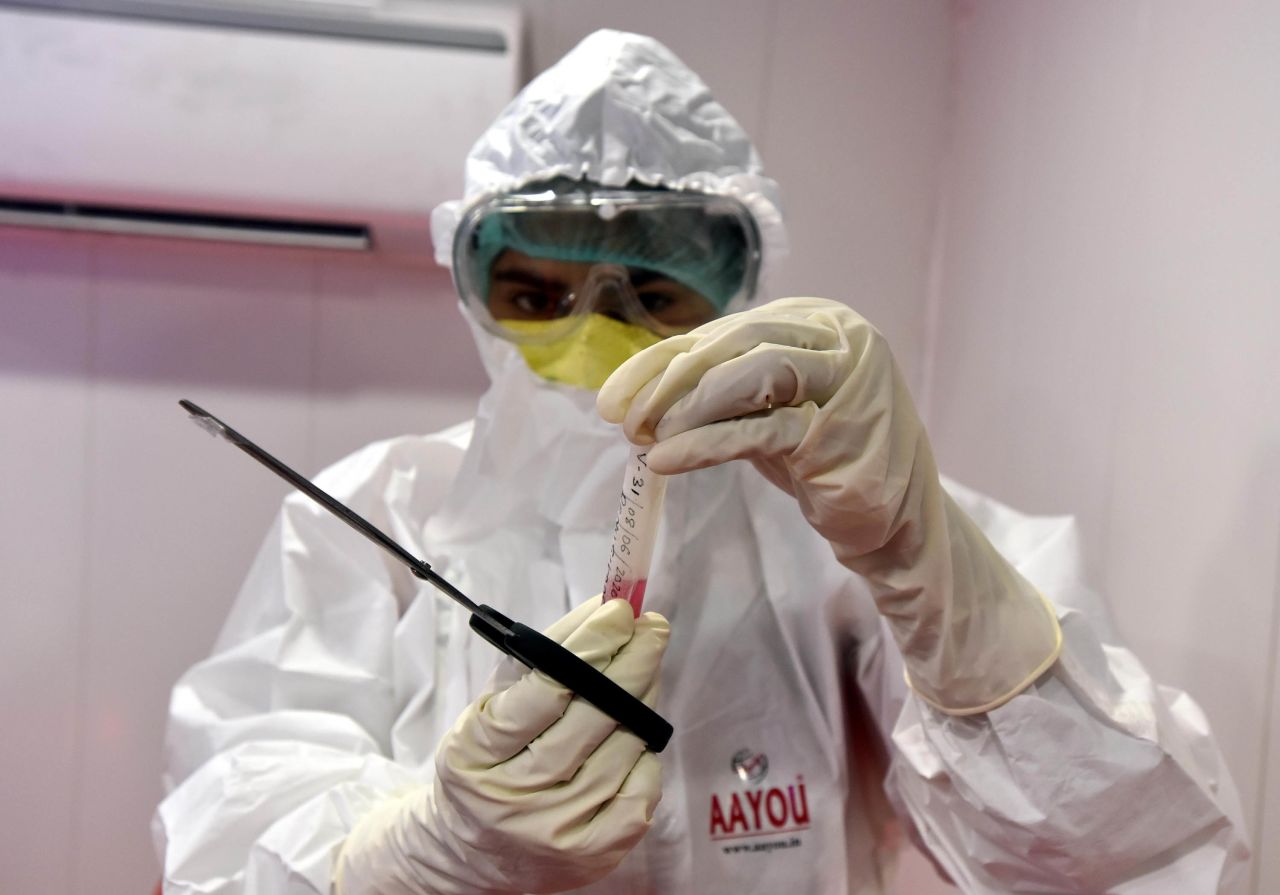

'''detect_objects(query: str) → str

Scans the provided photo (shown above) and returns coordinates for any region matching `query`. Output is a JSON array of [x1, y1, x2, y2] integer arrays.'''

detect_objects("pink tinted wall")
[[0, 230, 486, 894], [925, 3, 1280, 892]]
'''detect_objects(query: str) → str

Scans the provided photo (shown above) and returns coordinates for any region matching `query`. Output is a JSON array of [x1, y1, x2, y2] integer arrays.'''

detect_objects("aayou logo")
[[709, 748, 810, 853]]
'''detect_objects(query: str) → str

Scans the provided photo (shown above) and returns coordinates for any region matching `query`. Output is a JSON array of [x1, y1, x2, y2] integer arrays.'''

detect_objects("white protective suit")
[[155, 29, 1250, 895]]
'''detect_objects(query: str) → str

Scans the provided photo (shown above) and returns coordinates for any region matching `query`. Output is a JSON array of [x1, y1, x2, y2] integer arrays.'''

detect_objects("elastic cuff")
[[903, 591, 1064, 717]]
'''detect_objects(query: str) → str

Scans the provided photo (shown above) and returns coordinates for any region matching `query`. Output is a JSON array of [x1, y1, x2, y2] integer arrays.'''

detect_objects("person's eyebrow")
[[491, 268, 568, 290], [628, 268, 679, 288]]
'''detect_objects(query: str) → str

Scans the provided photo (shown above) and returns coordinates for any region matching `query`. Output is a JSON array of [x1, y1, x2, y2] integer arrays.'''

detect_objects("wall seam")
[[1251, 498, 1280, 893], [1095, 0, 1155, 593], [306, 257, 322, 475], [917, 1, 962, 428], [68, 236, 99, 895], [753, 0, 783, 181]]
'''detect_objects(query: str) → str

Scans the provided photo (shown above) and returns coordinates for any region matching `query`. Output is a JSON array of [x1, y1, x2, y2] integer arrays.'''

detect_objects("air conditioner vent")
[[0, 198, 372, 250], [0, 1, 521, 262], [0, 0, 508, 50]]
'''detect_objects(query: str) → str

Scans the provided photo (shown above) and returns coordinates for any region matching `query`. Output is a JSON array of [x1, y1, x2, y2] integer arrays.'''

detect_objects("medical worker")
[[155, 29, 1249, 895]]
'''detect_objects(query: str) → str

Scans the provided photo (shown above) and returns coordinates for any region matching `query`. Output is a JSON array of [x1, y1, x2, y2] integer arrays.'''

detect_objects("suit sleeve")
[[153, 433, 474, 895], [853, 479, 1251, 894]]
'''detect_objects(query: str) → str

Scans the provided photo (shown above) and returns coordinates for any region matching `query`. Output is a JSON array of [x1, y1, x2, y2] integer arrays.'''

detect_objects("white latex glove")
[[598, 297, 1060, 715], [335, 598, 669, 895]]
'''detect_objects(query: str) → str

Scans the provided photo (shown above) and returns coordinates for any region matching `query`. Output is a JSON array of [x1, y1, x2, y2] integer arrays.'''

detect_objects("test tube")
[[601, 444, 668, 616]]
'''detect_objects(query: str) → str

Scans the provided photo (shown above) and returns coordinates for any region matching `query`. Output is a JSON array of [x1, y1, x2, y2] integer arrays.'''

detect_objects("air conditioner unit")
[[0, 0, 522, 261]]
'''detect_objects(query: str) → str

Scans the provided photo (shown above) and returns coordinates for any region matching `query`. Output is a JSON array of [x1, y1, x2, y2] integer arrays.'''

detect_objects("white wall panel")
[[73, 238, 318, 895], [927, 2, 1280, 890], [925, 1, 1146, 580], [310, 258, 483, 468], [0, 228, 92, 894], [1105, 5, 1280, 889], [763, 0, 952, 396]]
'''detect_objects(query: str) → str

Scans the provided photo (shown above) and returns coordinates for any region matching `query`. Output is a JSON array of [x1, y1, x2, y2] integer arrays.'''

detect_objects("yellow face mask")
[[502, 315, 664, 391]]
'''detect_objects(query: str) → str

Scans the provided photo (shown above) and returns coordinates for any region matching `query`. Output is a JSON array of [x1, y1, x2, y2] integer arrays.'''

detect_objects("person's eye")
[[638, 292, 675, 314], [513, 292, 553, 315]]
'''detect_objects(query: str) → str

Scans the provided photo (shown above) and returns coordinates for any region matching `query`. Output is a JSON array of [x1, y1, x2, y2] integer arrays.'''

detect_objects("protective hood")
[[431, 29, 788, 291]]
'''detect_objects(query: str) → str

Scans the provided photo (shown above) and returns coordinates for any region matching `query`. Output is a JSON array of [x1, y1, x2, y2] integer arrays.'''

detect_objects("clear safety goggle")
[[451, 187, 761, 343]]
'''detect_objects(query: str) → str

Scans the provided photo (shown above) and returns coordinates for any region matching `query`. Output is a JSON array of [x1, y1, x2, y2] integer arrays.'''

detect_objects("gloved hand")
[[334, 598, 670, 895], [597, 297, 1060, 715]]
